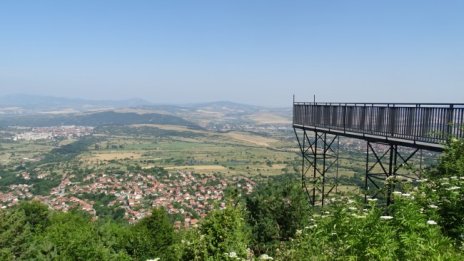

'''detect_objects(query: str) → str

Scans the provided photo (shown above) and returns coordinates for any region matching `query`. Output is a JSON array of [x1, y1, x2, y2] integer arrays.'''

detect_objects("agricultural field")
[[0, 139, 56, 165], [78, 125, 299, 177], [0, 108, 439, 224]]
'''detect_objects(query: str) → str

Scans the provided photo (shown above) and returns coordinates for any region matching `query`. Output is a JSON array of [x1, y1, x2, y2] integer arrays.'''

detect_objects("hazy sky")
[[1, 1, 463, 106]]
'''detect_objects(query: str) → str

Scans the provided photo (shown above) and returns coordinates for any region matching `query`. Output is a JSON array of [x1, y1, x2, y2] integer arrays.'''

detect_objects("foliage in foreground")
[[1, 140, 464, 260], [277, 195, 462, 260]]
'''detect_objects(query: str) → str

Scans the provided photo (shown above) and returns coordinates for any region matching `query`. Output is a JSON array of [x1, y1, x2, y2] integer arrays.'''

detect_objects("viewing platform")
[[293, 102, 464, 152], [293, 101, 464, 206]]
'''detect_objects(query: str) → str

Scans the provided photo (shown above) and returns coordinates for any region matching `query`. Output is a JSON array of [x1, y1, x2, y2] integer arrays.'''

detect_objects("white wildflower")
[[451, 176, 458, 180], [348, 207, 357, 211], [427, 220, 437, 225], [429, 204, 439, 209], [309, 225, 318, 229], [227, 252, 237, 258], [347, 199, 355, 204], [401, 193, 411, 197], [259, 254, 274, 260], [446, 186, 460, 191], [367, 198, 378, 202], [295, 229, 302, 236], [392, 191, 402, 195], [380, 216, 393, 220]]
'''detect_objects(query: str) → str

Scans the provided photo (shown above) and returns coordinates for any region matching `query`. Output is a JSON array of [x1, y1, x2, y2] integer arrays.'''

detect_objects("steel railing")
[[293, 102, 464, 144]]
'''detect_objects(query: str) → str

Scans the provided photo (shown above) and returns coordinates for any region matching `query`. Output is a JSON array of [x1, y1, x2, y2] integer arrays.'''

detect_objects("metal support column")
[[294, 128, 339, 207], [364, 141, 420, 205]]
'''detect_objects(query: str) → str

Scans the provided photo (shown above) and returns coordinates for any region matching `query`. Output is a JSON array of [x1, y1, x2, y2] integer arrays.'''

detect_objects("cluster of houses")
[[0, 169, 256, 227], [13, 126, 93, 141]]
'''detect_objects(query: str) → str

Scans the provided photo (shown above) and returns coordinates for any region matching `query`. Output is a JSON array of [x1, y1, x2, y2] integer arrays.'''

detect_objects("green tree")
[[128, 207, 177, 260], [0, 207, 33, 259], [436, 138, 464, 177], [245, 176, 311, 255], [180, 203, 250, 260], [419, 138, 464, 241], [24, 210, 126, 260], [98, 221, 132, 260], [16, 201, 51, 233]]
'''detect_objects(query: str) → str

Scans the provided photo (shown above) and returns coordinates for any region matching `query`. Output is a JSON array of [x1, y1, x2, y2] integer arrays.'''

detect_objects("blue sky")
[[0, 1, 463, 106]]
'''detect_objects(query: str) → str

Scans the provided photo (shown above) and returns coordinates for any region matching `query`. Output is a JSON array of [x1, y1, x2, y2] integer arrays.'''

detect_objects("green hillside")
[[0, 111, 201, 129]]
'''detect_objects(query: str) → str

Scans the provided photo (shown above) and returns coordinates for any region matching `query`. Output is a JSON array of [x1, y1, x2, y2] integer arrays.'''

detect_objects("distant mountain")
[[184, 101, 291, 117], [0, 111, 201, 129], [144, 101, 288, 115], [186, 101, 263, 112], [0, 94, 290, 114], [140, 101, 291, 128], [0, 94, 153, 110], [0, 95, 292, 128]]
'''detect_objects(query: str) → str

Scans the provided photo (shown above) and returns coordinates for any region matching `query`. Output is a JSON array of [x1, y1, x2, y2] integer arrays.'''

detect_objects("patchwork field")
[[164, 165, 227, 171], [0, 122, 387, 183], [247, 112, 291, 125], [130, 124, 206, 133], [84, 152, 143, 162], [223, 131, 280, 147], [0, 140, 55, 165]]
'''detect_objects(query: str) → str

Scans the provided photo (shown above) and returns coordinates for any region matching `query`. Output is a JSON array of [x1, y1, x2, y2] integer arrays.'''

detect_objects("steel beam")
[[294, 128, 339, 206]]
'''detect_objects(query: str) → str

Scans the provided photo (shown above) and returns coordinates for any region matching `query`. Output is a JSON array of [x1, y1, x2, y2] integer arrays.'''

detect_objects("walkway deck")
[[293, 103, 464, 151]]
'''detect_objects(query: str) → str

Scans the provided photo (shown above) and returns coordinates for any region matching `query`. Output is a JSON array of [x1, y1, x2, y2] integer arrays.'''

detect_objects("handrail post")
[[391, 104, 396, 137], [447, 104, 454, 139], [343, 103, 347, 133], [413, 104, 419, 142]]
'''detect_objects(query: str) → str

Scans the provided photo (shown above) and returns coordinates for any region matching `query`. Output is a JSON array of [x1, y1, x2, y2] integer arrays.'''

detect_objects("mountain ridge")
[[0, 94, 290, 111]]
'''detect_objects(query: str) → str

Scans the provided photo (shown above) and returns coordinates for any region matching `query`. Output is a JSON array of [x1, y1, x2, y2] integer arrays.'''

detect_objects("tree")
[[245, 176, 311, 255], [420, 138, 464, 241], [128, 207, 177, 260], [16, 201, 50, 233], [0, 207, 33, 259], [196, 202, 250, 260], [436, 138, 464, 177], [23, 210, 124, 260]]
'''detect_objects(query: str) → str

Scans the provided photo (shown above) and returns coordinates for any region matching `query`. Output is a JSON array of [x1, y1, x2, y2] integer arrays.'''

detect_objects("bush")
[[245, 176, 311, 255], [179, 202, 251, 260], [127, 207, 177, 260], [277, 196, 461, 260]]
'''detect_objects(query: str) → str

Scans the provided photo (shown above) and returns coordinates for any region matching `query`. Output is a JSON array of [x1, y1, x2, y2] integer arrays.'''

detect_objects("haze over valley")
[[1, 1, 463, 260]]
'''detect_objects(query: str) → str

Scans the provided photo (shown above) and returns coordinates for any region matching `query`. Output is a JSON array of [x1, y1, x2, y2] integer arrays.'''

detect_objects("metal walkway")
[[293, 102, 464, 206]]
